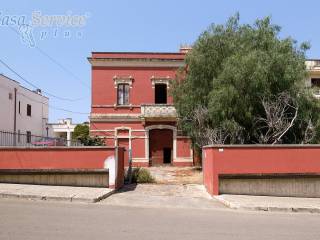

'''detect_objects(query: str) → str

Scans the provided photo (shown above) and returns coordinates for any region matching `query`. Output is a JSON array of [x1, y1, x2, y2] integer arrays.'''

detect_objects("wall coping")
[[0, 146, 123, 151], [0, 169, 109, 174], [219, 173, 320, 179], [203, 144, 320, 149]]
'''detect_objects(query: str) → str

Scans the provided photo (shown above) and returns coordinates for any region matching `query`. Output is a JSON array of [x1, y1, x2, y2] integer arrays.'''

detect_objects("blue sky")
[[1, 0, 319, 123]]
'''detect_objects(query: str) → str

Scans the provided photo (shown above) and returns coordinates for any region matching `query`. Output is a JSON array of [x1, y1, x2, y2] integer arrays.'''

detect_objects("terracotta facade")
[[88, 49, 193, 167]]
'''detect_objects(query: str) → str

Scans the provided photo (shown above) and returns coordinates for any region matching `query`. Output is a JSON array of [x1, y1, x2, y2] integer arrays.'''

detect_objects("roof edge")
[[91, 51, 186, 55]]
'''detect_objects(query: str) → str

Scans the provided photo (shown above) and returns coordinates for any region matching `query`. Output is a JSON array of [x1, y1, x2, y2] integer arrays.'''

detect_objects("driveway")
[[148, 166, 203, 184], [99, 183, 226, 210]]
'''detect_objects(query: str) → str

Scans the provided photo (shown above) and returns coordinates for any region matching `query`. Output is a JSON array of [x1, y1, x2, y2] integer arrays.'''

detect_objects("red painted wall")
[[91, 67, 177, 111], [91, 122, 144, 130], [0, 147, 120, 170], [176, 138, 192, 158], [131, 138, 145, 159], [203, 145, 320, 195]]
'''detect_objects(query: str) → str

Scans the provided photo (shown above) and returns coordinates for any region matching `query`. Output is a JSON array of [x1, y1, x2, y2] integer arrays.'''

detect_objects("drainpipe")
[[13, 88, 17, 146]]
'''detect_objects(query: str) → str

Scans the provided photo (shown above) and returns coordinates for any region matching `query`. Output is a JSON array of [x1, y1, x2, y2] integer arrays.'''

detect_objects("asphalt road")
[[0, 199, 319, 240]]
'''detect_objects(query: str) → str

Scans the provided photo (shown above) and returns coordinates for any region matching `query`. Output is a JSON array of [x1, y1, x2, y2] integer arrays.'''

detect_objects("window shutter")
[[117, 85, 123, 105], [124, 84, 129, 105]]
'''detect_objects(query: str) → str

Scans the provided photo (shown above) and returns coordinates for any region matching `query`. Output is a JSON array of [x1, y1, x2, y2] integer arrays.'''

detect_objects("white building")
[[47, 118, 78, 146], [0, 74, 49, 141], [306, 59, 320, 97]]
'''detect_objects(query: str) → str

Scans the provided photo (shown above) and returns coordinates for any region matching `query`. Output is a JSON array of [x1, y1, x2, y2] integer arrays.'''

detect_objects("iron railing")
[[0, 130, 83, 147]]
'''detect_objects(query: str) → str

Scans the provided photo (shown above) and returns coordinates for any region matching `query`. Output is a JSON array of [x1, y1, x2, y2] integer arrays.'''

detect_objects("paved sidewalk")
[[100, 184, 226, 209], [3, 183, 319, 214], [0, 183, 114, 203], [215, 194, 320, 213]]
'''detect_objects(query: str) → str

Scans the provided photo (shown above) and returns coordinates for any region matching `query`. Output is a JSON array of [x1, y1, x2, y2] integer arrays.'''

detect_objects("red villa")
[[88, 47, 193, 167]]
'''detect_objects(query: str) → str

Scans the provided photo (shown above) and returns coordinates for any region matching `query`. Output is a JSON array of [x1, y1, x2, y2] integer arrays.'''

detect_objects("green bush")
[[131, 168, 155, 183], [73, 124, 105, 146]]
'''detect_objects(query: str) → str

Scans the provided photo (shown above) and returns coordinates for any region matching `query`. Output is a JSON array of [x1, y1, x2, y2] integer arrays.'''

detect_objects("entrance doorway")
[[149, 129, 173, 166], [163, 148, 172, 164]]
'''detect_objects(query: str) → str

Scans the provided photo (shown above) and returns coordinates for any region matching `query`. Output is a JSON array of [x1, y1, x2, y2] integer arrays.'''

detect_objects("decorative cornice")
[[150, 76, 172, 89], [113, 75, 134, 88], [88, 57, 185, 68], [90, 113, 141, 122], [92, 104, 140, 108]]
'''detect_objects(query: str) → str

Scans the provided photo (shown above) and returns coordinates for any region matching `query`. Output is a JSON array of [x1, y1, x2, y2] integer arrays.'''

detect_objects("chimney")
[[179, 44, 192, 53]]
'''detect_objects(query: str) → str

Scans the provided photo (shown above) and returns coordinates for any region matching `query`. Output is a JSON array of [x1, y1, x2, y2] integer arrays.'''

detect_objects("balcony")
[[140, 104, 177, 121]]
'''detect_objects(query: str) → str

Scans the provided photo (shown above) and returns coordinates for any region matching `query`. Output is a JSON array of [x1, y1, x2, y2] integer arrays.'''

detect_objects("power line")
[[0, 58, 86, 102], [3, 25, 91, 115], [0, 62, 90, 115], [49, 105, 89, 115], [8, 25, 91, 90], [35, 47, 91, 89], [0, 59, 37, 89], [15, 90, 89, 115]]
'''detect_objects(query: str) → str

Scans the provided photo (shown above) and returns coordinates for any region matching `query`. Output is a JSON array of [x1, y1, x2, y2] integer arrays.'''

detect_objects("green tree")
[[73, 124, 105, 146], [172, 14, 320, 146]]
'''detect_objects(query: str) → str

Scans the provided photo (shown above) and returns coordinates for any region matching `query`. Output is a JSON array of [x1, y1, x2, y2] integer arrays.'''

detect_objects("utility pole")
[[13, 88, 17, 146]]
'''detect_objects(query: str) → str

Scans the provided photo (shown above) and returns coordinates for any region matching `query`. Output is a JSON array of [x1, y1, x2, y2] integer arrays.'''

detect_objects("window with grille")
[[117, 84, 129, 105]]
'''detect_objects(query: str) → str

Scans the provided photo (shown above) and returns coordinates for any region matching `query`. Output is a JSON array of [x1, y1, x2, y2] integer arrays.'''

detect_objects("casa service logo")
[[0, 11, 90, 47]]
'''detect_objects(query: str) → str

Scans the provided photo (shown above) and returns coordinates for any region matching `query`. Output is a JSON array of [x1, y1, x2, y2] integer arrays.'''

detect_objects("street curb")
[[0, 190, 116, 203], [0, 193, 43, 201], [71, 190, 116, 203], [213, 196, 320, 214]]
